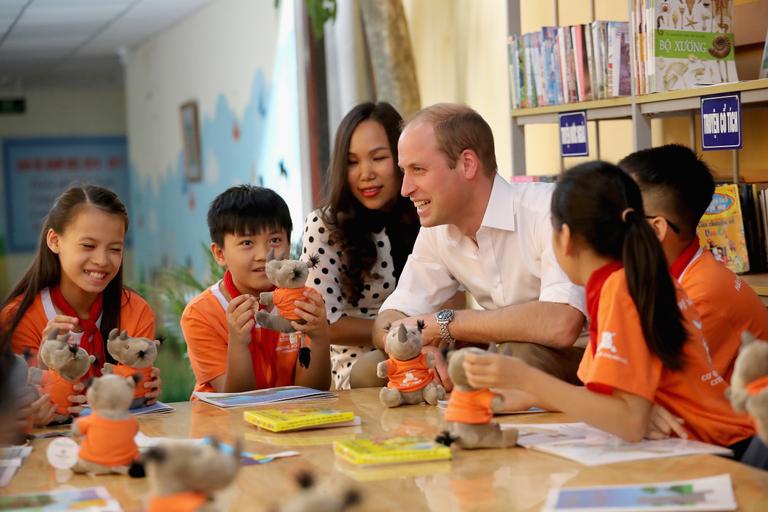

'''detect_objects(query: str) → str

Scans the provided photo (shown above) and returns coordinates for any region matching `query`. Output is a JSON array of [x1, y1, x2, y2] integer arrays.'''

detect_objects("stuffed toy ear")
[[108, 328, 119, 340]]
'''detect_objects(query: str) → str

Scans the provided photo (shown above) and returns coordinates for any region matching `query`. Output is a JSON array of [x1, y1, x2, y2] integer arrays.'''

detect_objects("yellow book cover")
[[333, 437, 452, 466], [697, 183, 749, 274], [243, 408, 355, 432]]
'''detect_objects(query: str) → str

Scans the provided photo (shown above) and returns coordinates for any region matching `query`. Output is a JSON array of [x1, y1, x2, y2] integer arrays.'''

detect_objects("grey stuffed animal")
[[103, 328, 160, 408], [435, 346, 518, 449], [376, 322, 445, 408], [726, 331, 768, 443], [38, 329, 96, 423], [276, 471, 360, 512], [256, 250, 318, 333], [142, 437, 242, 512], [71, 373, 140, 474]]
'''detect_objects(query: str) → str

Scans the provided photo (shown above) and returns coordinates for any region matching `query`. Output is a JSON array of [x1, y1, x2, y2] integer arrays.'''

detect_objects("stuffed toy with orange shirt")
[[142, 437, 241, 512], [726, 331, 768, 443], [71, 373, 140, 474], [37, 329, 95, 424], [376, 322, 446, 407], [435, 346, 518, 449], [256, 250, 318, 367], [103, 328, 160, 408]]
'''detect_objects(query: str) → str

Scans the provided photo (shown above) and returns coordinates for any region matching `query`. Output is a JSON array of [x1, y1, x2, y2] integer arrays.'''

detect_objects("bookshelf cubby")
[[507, 1, 768, 298]]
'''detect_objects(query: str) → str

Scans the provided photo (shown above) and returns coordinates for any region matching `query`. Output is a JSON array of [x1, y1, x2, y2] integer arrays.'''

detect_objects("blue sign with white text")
[[701, 94, 741, 150], [2, 137, 130, 252], [559, 111, 588, 157]]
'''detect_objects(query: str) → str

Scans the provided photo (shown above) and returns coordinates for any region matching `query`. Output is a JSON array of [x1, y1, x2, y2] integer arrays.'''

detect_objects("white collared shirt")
[[380, 174, 585, 316]]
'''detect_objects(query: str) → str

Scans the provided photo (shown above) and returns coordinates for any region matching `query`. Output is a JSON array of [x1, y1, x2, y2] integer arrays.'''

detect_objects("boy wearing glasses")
[[620, 145, 768, 457]]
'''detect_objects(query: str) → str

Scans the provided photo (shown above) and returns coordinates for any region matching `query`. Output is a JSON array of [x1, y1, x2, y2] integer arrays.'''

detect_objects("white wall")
[[125, 0, 296, 283], [126, 0, 278, 192], [0, 87, 126, 295]]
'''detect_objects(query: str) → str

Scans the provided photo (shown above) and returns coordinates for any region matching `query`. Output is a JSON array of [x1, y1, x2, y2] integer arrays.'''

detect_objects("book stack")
[[333, 437, 451, 466], [243, 408, 359, 432], [507, 21, 631, 108], [631, 0, 738, 93]]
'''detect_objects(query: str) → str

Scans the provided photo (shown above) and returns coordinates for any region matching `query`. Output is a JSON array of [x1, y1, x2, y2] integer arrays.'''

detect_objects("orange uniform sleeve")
[[121, 291, 155, 339], [181, 294, 229, 392], [579, 271, 662, 402], [2, 296, 47, 357]]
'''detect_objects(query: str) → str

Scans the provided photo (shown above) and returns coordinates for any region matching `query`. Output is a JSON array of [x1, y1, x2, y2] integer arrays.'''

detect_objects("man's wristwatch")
[[435, 309, 456, 348]]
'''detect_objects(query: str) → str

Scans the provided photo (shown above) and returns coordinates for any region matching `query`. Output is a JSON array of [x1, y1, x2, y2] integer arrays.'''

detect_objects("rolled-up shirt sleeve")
[[379, 228, 460, 317]]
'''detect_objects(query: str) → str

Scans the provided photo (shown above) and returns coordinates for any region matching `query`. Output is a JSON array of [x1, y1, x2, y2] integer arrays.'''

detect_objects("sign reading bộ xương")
[[559, 111, 588, 157], [701, 94, 741, 151]]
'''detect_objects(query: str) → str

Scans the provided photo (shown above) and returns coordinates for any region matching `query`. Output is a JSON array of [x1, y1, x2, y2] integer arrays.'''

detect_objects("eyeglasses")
[[645, 215, 681, 234]]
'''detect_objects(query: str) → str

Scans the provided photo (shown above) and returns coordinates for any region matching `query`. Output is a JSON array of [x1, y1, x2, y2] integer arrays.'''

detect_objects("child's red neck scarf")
[[49, 286, 104, 377], [669, 239, 700, 280], [222, 270, 279, 389], [585, 260, 624, 355]]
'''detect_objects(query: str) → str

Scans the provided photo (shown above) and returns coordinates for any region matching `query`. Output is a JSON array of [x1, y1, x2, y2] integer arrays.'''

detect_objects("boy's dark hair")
[[618, 144, 714, 239], [552, 161, 687, 371], [207, 186, 292, 246]]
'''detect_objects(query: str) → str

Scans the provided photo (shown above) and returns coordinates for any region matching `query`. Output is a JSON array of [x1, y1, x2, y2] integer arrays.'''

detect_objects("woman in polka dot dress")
[[302, 102, 419, 390]]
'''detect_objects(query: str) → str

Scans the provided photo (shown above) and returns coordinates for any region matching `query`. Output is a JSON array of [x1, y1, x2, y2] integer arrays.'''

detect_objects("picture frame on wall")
[[180, 100, 202, 182]]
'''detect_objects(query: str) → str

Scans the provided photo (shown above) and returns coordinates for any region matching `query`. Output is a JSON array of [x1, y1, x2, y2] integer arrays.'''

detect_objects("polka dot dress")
[[302, 209, 398, 390]]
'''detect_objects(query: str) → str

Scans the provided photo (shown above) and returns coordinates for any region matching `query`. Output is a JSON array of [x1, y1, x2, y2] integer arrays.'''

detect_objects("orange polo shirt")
[[111, 364, 154, 399], [578, 267, 754, 446], [3, 289, 155, 362], [40, 370, 78, 415], [147, 492, 208, 512], [181, 284, 300, 394], [676, 247, 768, 381], [386, 353, 434, 392], [444, 388, 496, 424], [272, 287, 307, 321], [76, 413, 139, 466]]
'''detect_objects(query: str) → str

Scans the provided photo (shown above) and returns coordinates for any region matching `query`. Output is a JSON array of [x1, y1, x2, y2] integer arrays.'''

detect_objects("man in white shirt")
[[368, 103, 586, 388]]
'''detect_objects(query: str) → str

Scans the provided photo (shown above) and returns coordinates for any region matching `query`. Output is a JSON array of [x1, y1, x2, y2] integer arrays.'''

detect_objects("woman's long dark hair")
[[551, 161, 687, 370], [1, 185, 130, 352], [321, 102, 419, 306]]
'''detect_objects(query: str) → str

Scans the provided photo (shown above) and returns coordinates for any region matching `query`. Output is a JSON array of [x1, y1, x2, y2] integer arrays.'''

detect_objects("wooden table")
[[5, 388, 768, 511]]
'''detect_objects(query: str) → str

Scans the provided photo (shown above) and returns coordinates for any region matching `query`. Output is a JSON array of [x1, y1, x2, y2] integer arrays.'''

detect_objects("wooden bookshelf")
[[510, 97, 633, 125], [505, 1, 768, 176]]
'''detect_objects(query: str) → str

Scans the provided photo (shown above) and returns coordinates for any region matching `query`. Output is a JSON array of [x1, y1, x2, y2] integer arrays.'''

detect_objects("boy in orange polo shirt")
[[181, 186, 330, 394], [621, 145, 768, 467]]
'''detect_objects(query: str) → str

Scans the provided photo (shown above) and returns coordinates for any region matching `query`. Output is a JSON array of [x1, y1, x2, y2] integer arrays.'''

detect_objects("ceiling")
[[0, 0, 211, 89]]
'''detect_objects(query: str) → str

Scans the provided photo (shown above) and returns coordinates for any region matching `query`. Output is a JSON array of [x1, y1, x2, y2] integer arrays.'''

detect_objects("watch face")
[[436, 309, 453, 322]]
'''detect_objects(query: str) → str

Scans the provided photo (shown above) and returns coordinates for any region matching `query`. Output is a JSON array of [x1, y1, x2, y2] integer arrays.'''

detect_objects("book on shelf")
[[505, 422, 731, 466], [333, 436, 452, 466], [193, 386, 336, 409], [243, 408, 359, 432], [542, 474, 736, 512], [761, 28, 768, 79], [631, 0, 738, 94], [697, 183, 750, 274], [508, 20, 631, 109]]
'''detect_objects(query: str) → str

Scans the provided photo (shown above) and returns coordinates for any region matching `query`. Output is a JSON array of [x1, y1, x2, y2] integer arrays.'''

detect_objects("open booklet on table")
[[193, 386, 336, 408], [501, 422, 732, 466], [542, 474, 736, 511]]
